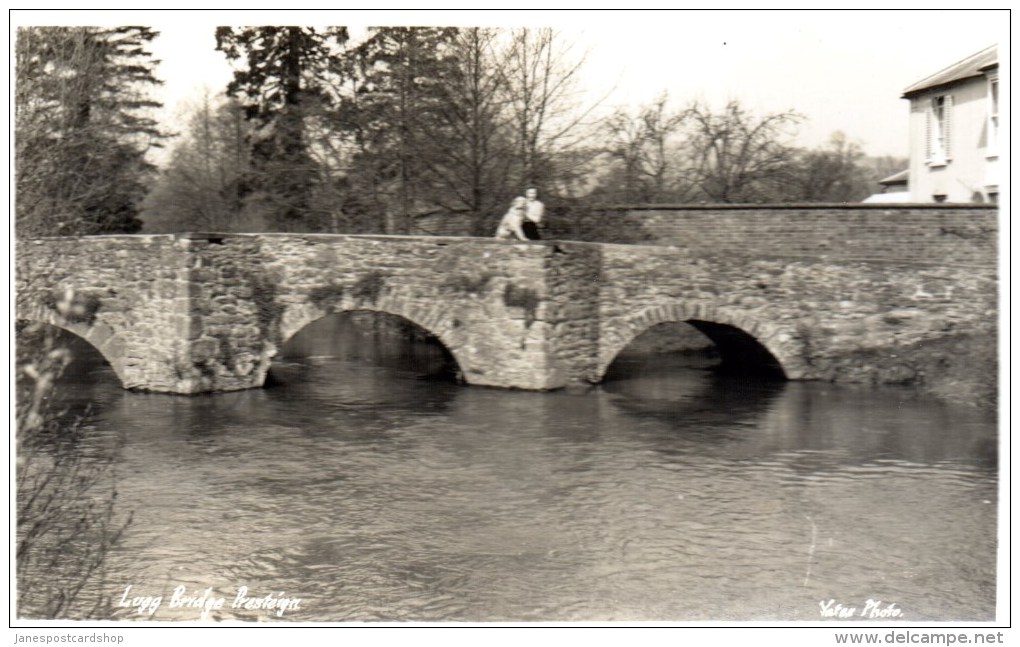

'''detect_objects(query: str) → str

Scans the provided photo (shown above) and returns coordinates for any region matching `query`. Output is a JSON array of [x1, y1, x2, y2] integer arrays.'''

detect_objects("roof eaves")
[[902, 77, 979, 99], [879, 169, 909, 185], [901, 45, 997, 98]]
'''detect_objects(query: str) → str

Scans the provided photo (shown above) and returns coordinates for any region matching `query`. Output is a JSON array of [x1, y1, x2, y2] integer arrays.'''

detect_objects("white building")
[[902, 46, 999, 203]]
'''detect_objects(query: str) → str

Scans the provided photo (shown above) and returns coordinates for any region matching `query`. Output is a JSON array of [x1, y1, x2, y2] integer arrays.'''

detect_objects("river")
[[23, 316, 999, 623]]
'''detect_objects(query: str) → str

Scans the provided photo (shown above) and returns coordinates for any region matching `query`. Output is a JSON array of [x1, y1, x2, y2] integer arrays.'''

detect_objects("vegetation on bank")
[[853, 332, 998, 413], [16, 324, 132, 619]]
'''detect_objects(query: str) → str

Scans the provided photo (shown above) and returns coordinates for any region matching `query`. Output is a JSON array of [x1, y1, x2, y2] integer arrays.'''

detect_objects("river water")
[[30, 316, 998, 623]]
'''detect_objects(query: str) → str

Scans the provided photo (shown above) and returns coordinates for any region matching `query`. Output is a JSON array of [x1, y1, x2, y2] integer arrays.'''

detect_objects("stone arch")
[[273, 292, 474, 381], [15, 301, 130, 388], [597, 301, 808, 382]]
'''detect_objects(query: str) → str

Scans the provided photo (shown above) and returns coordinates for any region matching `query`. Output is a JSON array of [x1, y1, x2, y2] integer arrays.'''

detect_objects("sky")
[[11, 8, 1009, 160]]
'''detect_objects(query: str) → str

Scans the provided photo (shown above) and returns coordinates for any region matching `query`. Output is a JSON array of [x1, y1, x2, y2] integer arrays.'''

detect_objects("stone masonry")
[[15, 223, 997, 394], [559, 203, 998, 268]]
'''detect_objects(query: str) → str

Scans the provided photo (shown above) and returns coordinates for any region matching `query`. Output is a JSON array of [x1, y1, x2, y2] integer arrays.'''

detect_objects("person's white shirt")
[[524, 188, 544, 225]]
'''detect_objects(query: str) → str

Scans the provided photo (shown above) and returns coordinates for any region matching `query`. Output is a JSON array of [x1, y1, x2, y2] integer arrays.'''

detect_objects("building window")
[[926, 94, 952, 165], [987, 77, 999, 155]]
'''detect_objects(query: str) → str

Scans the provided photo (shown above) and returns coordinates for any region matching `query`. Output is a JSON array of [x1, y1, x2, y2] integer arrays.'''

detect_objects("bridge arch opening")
[[269, 310, 462, 386], [685, 320, 786, 380], [603, 321, 719, 379], [601, 309, 791, 383], [15, 319, 127, 403]]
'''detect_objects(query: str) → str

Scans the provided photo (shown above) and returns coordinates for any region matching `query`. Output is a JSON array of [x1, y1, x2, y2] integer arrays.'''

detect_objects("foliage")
[[544, 199, 656, 244], [332, 27, 600, 235], [141, 96, 254, 232], [684, 100, 803, 203], [149, 26, 600, 236], [216, 26, 350, 231], [16, 323, 132, 619], [148, 26, 900, 239], [337, 27, 460, 234], [15, 26, 167, 237], [405, 28, 517, 236]]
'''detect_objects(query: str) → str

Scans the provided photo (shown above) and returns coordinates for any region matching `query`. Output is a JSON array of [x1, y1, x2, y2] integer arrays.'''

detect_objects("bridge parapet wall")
[[557, 204, 998, 268]]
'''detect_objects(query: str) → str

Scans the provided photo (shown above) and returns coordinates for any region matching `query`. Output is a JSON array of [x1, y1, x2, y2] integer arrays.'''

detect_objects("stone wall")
[[556, 204, 998, 268], [16, 230, 998, 403], [411, 204, 998, 270], [421, 202, 999, 404], [252, 234, 568, 390], [545, 243, 602, 384], [411, 211, 478, 237], [174, 235, 277, 393], [16, 236, 192, 391], [17, 234, 586, 392], [591, 242, 997, 399]]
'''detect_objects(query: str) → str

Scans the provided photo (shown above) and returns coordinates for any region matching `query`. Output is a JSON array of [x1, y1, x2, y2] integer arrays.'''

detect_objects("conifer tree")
[[341, 27, 459, 234], [15, 26, 166, 236], [215, 26, 349, 231]]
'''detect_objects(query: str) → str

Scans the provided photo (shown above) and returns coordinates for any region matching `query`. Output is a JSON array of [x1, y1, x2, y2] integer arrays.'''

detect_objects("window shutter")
[[925, 102, 933, 160], [943, 94, 953, 159]]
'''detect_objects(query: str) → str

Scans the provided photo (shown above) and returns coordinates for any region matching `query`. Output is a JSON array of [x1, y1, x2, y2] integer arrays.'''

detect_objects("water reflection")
[[18, 320, 998, 622], [605, 362, 785, 446]]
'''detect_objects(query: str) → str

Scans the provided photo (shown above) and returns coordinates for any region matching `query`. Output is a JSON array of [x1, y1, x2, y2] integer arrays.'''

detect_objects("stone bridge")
[[15, 231, 996, 394]]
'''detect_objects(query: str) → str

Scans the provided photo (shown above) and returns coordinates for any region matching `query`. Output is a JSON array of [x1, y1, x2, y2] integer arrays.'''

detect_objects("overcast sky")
[[13, 8, 1009, 160]]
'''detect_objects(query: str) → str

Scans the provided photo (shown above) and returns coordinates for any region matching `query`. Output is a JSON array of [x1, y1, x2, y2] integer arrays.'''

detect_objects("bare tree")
[[683, 100, 802, 203], [499, 28, 600, 193], [602, 106, 647, 202], [640, 94, 690, 200], [142, 94, 255, 232], [785, 131, 874, 202], [603, 93, 690, 202], [419, 27, 517, 234], [16, 320, 132, 619]]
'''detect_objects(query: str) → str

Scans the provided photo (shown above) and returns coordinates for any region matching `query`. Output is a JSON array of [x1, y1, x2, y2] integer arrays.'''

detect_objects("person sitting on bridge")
[[495, 197, 529, 241], [521, 187, 545, 240]]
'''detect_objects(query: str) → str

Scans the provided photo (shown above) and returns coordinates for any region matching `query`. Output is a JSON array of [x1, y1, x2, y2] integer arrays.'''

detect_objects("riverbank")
[[828, 331, 998, 413]]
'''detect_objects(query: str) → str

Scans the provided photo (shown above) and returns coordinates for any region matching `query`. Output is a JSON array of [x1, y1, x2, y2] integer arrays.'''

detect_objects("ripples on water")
[[33, 323, 998, 622]]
